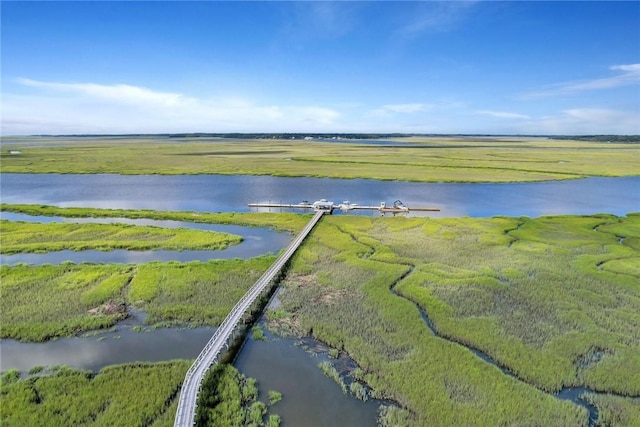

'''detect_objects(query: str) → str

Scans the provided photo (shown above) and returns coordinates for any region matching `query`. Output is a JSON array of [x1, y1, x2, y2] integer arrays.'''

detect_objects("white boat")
[[339, 200, 358, 210]]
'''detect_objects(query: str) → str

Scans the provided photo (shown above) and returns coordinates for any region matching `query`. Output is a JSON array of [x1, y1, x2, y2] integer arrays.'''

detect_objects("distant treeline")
[[35, 133, 411, 140], [32, 133, 640, 142], [167, 133, 412, 140], [553, 135, 640, 143]]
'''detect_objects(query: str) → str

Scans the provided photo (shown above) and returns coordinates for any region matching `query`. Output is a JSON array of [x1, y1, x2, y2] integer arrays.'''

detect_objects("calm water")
[[1, 308, 382, 425], [2, 174, 638, 217], [0, 316, 215, 373], [235, 321, 381, 427], [0, 212, 291, 265]]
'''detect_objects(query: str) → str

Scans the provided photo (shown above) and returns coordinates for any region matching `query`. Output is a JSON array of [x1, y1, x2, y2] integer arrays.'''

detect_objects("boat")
[[339, 200, 358, 211]]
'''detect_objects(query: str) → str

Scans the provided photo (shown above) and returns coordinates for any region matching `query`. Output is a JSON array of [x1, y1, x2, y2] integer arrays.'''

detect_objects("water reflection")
[[234, 324, 381, 427], [0, 311, 382, 426], [0, 213, 292, 265], [2, 174, 637, 218], [0, 324, 215, 373], [2, 249, 241, 265]]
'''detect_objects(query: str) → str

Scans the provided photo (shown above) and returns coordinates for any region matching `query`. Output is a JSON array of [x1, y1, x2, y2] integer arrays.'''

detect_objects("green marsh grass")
[[1, 257, 275, 341], [2, 136, 638, 182], [130, 257, 274, 326], [196, 363, 279, 427], [267, 414, 281, 427], [0, 204, 286, 340], [0, 361, 190, 426], [584, 393, 640, 426], [267, 390, 282, 405], [1, 263, 133, 341], [349, 381, 368, 401], [275, 213, 640, 425], [0, 204, 309, 233], [252, 326, 266, 341], [0, 220, 242, 254], [3, 202, 638, 424], [318, 361, 347, 394]]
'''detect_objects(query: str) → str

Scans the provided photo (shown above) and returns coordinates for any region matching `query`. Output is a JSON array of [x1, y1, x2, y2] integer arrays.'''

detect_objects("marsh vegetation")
[[274, 213, 640, 425], [0, 361, 190, 426], [1, 257, 274, 342], [0, 220, 242, 254], [196, 364, 280, 427], [2, 202, 638, 425], [0, 204, 309, 233], [2, 136, 638, 182], [1, 360, 276, 427], [0, 204, 301, 341]]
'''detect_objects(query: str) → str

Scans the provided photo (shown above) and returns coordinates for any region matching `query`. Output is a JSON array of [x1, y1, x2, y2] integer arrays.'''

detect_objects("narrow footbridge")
[[174, 210, 325, 426]]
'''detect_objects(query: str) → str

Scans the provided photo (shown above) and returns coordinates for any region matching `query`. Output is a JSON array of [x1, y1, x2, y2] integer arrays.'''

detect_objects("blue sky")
[[2, 1, 639, 135]]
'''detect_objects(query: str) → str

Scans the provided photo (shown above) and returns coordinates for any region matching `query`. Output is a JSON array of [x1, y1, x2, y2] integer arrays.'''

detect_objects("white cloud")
[[563, 108, 638, 126], [4, 78, 637, 135], [276, 1, 360, 48], [368, 103, 430, 117], [610, 64, 640, 73], [383, 103, 428, 113], [2, 79, 342, 134], [297, 107, 341, 125], [398, 2, 478, 37], [16, 78, 193, 108], [475, 110, 531, 120], [521, 63, 640, 98], [519, 108, 640, 135]]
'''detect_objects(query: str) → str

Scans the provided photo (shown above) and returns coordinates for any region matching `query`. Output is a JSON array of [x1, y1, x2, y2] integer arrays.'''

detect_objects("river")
[[1, 174, 638, 217]]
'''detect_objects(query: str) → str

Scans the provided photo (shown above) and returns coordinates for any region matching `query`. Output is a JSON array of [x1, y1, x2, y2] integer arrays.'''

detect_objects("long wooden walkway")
[[174, 210, 325, 426]]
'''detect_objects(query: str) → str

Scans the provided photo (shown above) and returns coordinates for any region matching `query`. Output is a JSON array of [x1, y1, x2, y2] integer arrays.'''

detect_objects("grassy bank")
[[2, 136, 638, 182], [0, 204, 297, 341], [584, 393, 640, 426], [1, 361, 279, 427], [0, 204, 309, 233], [0, 361, 190, 426], [196, 364, 281, 427], [0, 220, 242, 254], [272, 213, 639, 425], [1, 257, 274, 342]]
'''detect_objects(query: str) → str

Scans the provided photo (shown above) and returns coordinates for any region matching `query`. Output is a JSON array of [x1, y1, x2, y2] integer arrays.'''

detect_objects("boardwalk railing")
[[174, 210, 325, 426]]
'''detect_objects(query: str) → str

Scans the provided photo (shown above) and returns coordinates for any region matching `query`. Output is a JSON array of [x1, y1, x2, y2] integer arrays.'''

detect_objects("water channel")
[[2, 173, 639, 425], [391, 266, 603, 426], [0, 212, 291, 265], [2, 174, 638, 217]]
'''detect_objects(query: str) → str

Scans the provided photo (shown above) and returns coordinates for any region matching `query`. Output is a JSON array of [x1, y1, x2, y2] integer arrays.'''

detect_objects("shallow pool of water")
[[234, 323, 381, 427], [0, 310, 215, 373]]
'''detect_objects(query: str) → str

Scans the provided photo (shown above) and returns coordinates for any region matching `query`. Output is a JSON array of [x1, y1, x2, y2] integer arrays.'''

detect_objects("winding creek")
[[382, 220, 640, 426], [2, 173, 639, 425], [0, 212, 291, 265], [390, 266, 602, 426]]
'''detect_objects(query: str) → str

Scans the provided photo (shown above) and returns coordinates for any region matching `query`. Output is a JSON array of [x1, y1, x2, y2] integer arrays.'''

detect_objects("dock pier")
[[248, 199, 440, 214], [174, 198, 438, 425], [174, 210, 325, 426]]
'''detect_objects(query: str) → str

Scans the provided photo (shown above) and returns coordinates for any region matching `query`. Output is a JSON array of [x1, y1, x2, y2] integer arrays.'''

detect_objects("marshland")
[[1, 136, 639, 426], [1, 136, 639, 182]]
